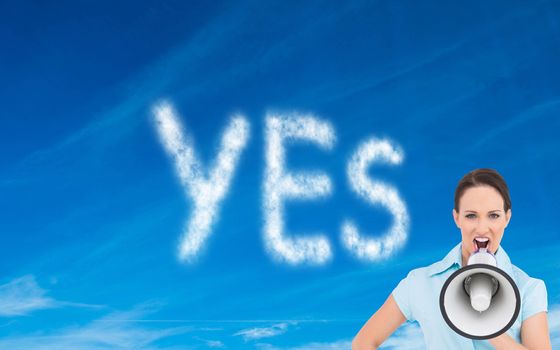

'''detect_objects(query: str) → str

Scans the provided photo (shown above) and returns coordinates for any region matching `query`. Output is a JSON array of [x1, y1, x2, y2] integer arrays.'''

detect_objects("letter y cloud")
[[153, 101, 250, 262]]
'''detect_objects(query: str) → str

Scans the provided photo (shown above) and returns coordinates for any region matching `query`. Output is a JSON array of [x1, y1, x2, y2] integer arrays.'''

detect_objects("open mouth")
[[473, 237, 490, 251]]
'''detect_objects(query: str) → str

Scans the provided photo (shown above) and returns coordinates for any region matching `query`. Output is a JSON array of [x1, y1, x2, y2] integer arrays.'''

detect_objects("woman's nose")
[[475, 219, 490, 233]]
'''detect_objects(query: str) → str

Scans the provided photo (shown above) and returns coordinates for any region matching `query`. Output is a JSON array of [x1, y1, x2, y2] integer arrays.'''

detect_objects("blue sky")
[[1, 1, 559, 349]]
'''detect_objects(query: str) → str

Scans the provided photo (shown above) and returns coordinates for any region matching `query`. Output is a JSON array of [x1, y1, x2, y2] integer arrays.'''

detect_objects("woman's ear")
[[452, 209, 460, 228], [505, 209, 512, 227]]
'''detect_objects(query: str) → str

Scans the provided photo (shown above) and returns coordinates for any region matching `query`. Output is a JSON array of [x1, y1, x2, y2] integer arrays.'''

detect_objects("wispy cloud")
[[234, 322, 291, 341], [204, 339, 225, 348], [193, 336, 225, 348], [0, 275, 56, 316], [0, 305, 192, 350], [0, 275, 103, 317]]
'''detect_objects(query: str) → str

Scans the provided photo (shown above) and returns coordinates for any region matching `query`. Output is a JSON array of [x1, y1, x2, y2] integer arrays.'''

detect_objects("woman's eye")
[[466, 214, 476, 219], [490, 213, 500, 219]]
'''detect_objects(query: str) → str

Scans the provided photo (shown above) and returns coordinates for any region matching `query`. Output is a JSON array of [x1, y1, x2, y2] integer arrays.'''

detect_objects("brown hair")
[[454, 168, 511, 212]]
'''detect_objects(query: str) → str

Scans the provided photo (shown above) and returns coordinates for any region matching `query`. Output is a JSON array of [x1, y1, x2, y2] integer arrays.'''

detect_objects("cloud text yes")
[[153, 101, 409, 265]]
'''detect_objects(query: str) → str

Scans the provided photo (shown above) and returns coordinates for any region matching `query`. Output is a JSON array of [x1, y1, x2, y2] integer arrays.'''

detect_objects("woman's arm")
[[352, 294, 406, 350], [488, 312, 551, 350]]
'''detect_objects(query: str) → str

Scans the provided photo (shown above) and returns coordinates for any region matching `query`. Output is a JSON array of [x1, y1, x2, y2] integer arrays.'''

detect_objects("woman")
[[352, 169, 551, 350]]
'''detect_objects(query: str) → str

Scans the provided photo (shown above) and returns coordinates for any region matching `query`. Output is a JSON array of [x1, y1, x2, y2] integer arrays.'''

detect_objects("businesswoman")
[[352, 168, 551, 350]]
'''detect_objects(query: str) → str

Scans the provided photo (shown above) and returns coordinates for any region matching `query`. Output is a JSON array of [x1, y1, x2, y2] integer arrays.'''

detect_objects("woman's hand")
[[352, 294, 406, 350]]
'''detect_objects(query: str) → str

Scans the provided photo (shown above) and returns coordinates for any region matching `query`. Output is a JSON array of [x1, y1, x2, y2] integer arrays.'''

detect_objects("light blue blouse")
[[392, 243, 548, 349]]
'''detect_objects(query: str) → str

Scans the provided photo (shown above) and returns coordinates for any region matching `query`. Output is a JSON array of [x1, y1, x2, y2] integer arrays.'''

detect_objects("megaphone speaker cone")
[[439, 264, 521, 340]]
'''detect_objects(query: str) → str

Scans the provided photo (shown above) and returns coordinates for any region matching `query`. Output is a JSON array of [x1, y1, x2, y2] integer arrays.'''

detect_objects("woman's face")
[[453, 185, 511, 258]]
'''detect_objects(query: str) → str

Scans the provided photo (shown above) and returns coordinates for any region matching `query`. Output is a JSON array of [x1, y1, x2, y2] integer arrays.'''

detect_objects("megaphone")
[[439, 247, 520, 339]]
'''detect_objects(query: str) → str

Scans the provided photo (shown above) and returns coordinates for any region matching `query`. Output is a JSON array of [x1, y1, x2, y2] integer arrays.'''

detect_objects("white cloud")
[[205, 339, 225, 348], [153, 101, 250, 262], [0, 305, 191, 350], [234, 322, 290, 341], [263, 113, 335, 265], [341, 138, 409, 262], [193, 336, 225, 348], [0, 275, 103, 317], [0, 275, 57, 316]]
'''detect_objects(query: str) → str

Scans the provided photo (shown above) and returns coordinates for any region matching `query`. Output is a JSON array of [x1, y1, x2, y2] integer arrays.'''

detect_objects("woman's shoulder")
[[510, 264, 549, 319], [510, 263, 547, 292], [400, 262, 439, 280]]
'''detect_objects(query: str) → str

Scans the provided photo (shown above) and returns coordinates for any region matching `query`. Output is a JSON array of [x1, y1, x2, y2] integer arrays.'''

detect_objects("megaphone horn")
[[439, 248, 520, 340]]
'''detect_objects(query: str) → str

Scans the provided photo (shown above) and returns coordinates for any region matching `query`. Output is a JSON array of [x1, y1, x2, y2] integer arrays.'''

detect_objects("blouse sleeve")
[[521, 278, 548, 321], [392, 271, 415, 321]]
